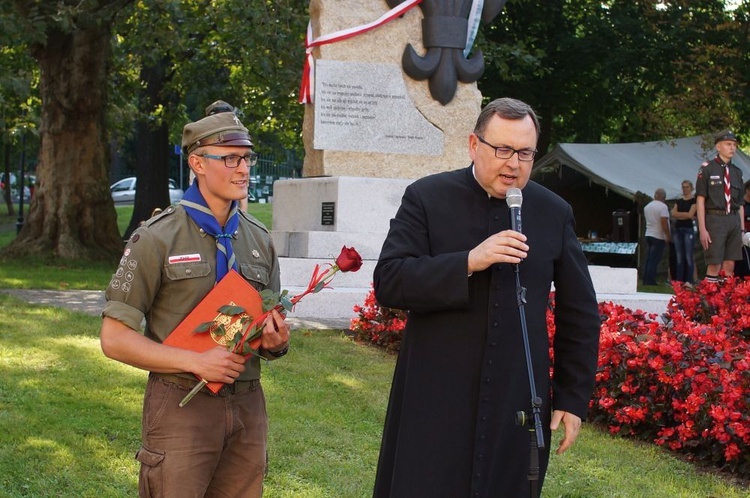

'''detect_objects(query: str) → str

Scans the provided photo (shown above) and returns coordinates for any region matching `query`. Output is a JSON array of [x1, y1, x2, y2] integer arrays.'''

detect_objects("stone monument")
[[272, 0, 496, 320], [301, 0, 485, 179]]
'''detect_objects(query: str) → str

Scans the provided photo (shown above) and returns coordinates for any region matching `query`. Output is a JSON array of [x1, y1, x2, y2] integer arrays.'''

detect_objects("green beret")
[[714, 129, 738, 144], [181, 106, 253, 154]]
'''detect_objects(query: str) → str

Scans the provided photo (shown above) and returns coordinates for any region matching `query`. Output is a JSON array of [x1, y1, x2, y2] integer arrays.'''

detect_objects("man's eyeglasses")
[[476, 135, 537, 162], [199, 152, 258, 168]]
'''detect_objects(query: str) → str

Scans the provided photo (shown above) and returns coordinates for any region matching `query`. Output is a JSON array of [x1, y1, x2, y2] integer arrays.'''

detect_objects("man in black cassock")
[[372, 97, 601, 498]]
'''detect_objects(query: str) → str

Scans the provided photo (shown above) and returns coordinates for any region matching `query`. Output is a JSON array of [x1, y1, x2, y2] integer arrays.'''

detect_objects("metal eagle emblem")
[[210, 302, 251, 346], [386, 0, 507, 105]]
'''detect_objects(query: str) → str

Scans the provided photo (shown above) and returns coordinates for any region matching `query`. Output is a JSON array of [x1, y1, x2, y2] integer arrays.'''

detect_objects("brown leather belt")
[[706, 208, 737, 215], [150, 372, 259, 397]]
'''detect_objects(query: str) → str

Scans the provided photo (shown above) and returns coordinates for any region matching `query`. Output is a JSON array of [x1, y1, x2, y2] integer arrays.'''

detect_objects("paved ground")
[[1, 287, 671, 328], [0, 288, 351, 330]]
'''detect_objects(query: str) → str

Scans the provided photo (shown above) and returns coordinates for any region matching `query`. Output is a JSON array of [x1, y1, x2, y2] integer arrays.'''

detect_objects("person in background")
[[100, 100, 289, 498], [667, 216, 677, 282], [734, 180, 750, 278], [372, 97, 600, 498], [671, 180, 697, 283], [695, 129, 745, 281], [643, 188, 671, 286]]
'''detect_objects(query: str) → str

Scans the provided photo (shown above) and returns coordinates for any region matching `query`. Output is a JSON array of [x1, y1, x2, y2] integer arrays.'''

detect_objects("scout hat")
[[181, 100, 253, 154], [714, 129, 738, 144]]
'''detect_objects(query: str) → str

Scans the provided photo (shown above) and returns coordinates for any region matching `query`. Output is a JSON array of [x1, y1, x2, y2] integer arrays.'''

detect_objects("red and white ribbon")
[[299, 0, 423, 104], [724, 165, 732, 214]]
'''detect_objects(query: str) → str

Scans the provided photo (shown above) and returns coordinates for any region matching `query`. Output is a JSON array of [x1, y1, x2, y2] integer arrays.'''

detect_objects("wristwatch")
[[267, 344, 289, 358]]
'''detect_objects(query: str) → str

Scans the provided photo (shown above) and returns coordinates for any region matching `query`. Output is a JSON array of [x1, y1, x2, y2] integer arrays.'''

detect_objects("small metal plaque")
[[321, 202, 335, 226]]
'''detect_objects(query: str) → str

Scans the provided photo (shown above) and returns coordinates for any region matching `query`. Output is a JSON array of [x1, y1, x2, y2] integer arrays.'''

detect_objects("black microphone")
[[506, 187, 523, 233]]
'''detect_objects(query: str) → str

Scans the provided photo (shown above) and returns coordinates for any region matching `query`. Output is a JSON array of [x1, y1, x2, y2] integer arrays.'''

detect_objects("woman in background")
[[671, 180, 697, 283]]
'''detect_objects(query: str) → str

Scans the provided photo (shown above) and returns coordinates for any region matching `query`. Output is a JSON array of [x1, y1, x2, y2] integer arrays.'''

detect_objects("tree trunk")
[[3, 23, 123, 260], [124, 58, 172, 240]]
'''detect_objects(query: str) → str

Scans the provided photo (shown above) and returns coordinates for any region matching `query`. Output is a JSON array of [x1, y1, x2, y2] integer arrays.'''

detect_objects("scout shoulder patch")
[[143, 205, 178, 227], [239, 210, 269, 233]]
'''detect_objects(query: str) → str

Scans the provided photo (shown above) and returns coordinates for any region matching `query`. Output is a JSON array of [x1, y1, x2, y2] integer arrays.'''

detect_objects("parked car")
[[1, 172, 32, 202], [110, 177, 184, 205]]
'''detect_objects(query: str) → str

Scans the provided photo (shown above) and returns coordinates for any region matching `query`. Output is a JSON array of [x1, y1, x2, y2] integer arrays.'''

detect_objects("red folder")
[[163, 269, 264, 393]]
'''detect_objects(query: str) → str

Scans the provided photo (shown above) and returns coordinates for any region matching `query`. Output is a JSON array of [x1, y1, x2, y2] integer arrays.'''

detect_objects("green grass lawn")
[[0, 202, 273, 289], [637, 282, 676, 294], [1, 200, 747, 496], [0, 293, 747, 497]]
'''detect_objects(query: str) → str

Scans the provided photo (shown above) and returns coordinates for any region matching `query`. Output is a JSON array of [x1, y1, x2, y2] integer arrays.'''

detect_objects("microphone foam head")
[[506, 188, 523, 209]]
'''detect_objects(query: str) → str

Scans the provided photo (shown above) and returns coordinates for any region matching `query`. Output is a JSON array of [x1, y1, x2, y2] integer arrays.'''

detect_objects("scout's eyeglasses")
[[199, 152, 258, 168], [476, 135, 537, 162]]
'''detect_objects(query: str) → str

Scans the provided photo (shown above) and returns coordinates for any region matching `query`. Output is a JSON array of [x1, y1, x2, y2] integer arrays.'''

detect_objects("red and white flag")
[[299, 0, 423, 104]]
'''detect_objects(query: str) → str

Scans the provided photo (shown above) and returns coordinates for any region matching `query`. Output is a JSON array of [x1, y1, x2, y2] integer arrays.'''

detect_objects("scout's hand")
[[468, 230, 528, 273], [699, 228, 712, 251], [261, 309, 290, 353], [550, 410, 582, 455], [194, 346, 246, 384]]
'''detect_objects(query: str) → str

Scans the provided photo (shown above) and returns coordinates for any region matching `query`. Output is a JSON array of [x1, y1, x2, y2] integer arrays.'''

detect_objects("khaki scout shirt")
[[102, 204, 280, 381], [695, 157, 744, 212]]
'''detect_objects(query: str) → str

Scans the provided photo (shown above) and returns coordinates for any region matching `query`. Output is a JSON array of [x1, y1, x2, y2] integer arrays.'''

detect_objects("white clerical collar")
[[471, 164, 492, 198]]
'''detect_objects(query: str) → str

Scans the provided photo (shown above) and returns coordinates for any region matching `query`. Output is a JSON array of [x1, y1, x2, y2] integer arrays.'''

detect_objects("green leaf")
[[213, 323, 227, 337], [227, 331, 244, 350], [245, 326, 263, 342], [218, 304, 245, 316], [260, 288, 282, 312], [260, 288, 278, 301], [280, 295, 294, 312], [194, 321, 214, 334], [241, 343, 259, 355]]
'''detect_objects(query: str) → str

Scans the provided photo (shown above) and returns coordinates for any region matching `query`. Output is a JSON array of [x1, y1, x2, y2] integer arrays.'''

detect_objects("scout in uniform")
[[100, 101, 290, 498], [695, 129, 745, 281]]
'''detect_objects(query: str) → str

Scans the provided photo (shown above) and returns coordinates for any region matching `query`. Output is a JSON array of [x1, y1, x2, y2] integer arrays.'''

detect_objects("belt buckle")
[[217, 379, 257, 397], [218, 384, 234, 397]]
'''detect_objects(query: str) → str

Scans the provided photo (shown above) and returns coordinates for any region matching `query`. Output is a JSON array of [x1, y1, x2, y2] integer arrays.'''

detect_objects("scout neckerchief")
[[180, 182, 239, 282], [724, 163, 732, 214]]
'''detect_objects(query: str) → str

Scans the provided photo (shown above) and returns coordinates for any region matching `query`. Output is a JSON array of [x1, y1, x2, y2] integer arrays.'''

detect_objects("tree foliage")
[[0, 0, 308, 258], [1, 1, 750, 261], [479, 0, 750, 153], [110, 0, 307, 237], [112, 0, 306, 154], [0, 3, 38, 217]]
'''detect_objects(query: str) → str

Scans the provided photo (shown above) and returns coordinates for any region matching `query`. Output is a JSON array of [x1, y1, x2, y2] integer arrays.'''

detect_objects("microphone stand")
[[513, 262, 545, 498]]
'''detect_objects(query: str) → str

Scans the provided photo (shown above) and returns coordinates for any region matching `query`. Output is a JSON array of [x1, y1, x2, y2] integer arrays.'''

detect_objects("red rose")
[[335, 246, 363, 272]]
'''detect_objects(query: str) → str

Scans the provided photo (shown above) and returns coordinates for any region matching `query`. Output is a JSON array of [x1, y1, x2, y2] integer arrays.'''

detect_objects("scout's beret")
[[714, 129, 738, 144], [181, 101, 253, 154]]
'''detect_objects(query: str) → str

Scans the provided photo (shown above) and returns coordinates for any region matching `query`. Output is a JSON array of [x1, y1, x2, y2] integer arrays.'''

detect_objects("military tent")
[[531, 136, 750, 270], [532, 136, 750, 237]]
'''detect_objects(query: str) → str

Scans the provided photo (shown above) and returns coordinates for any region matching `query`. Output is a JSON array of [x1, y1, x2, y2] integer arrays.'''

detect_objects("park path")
[[0, 288, 350, 330]]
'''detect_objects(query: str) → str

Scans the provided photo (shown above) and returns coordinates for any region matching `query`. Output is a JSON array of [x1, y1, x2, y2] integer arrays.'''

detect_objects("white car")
[[1, 173, 32, 202], [110, 177, 184, 205]]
